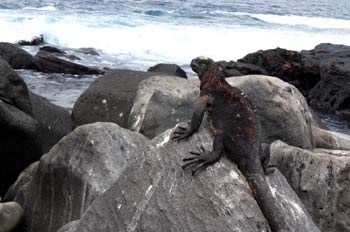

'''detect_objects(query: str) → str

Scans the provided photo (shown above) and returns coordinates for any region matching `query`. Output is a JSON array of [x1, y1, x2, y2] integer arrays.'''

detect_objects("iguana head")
[[190, 56, 215, 76], [191, 56, 222, 88]]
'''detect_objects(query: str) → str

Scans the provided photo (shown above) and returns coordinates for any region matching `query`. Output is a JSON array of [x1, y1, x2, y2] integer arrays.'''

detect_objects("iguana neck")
[[199, 64, 230, 91]]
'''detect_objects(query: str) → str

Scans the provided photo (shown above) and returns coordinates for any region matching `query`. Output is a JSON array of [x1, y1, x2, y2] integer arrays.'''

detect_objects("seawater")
[[1, 0, 350, 64], [0, 0, 349, 133]]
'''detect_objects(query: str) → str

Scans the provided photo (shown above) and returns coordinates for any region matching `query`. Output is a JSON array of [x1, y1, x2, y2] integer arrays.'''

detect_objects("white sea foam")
[[1, 10, 350, 65], [22, 5, 57, 11]]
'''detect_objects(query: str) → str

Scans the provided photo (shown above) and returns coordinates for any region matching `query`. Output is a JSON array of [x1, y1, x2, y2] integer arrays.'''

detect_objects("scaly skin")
[[172, 57, 287, 232]]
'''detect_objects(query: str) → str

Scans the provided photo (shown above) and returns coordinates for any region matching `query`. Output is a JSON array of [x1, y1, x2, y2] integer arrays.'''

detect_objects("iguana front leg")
[[172, 92, 212, 141], [182, 133, 225, 175]]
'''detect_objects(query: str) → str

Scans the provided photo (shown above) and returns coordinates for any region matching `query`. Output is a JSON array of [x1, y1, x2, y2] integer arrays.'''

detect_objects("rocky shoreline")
[[0, 41, 350, 232]]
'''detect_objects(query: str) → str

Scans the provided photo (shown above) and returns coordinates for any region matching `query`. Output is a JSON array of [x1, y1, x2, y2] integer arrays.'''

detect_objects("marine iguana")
[[172, 56, 288, 232]]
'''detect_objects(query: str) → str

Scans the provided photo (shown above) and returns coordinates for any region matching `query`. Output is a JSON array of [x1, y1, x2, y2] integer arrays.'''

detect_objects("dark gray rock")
[[4, 162, 39, 202], [148, 63, 187, 78], [29, 92, 72, 153], [301, 43, 350, 114], [17, 34, 44, 46], [308, 57, 350, 115], [301, 43, 350, 68], [11, 123, 148, 232], [0, 59, 42, 196], [238, 47, 303, 82], [271, 140, 350, 232], [216, 60, 268, 77], [0, 59, 33, 115], [72, 69, 159, 128], [56, 124, 318, 232], [0, 42, 38, 70], [77, 47, 99, 56], [39, 45, 65, 54], [35, 50, 104, 75]]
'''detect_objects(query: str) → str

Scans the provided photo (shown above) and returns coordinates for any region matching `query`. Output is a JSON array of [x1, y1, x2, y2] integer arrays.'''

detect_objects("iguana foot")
[[182, 146, 220, 176], [172, 125, 193, 142]]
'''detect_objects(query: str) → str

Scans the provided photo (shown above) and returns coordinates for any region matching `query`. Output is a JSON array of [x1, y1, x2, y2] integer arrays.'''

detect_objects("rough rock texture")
[[4, 162, 39, 202], [228, 75, 314, 148], [312, 126, 350, 150], [0, 202, 24, 232], [301, 43, 350, 68], [127, 75, 199, 138], [308, 57, 350, 116], [227, 44, 350, 115], [72, 69, 159, 128], [10, 123, 147, 232], [17, 34, 44, 46], [238, 48, 303, 83], [217, 60, 268, 77], [0, 59, 42, 197], [271, 141, 350, 232], [56, 123, 318, 232], [0, 42, 38, 69], [147, 63, 187, 78], [29, 92, 72, 153], [56, 221, 79, 232], [35, 50, 104, 75]]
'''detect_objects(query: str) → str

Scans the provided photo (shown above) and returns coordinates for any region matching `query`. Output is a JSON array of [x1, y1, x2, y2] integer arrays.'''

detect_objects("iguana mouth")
[[0, 93, 14, 105]]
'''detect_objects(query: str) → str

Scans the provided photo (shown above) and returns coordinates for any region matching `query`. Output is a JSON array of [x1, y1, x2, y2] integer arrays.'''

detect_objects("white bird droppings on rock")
[[229, 170, 239, 180], [268, 180, 277, 197], [156, 132, 171, 148]]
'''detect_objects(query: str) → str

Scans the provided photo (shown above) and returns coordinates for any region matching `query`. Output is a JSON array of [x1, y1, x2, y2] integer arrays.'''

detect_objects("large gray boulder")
[[0, 58, 42, 197], [29, 91, 72, 153], [129, 75, 314, 148], [34, 50, 104, 75], [55, 123, 317, 232], [127, 75, 199, 138], [271, 140, 350, 232], [0, 42, 38, 69], [71, 69, 163, 128], [227, 75, 314, 149], [147, 63, 187, 78], [10, 123, 147, 232]]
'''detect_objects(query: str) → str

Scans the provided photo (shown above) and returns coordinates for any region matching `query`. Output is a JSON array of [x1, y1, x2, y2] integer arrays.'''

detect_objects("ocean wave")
[[236, 12, 350, 30], [1, 11, 350, 64], [22, 5, 57, 11]]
